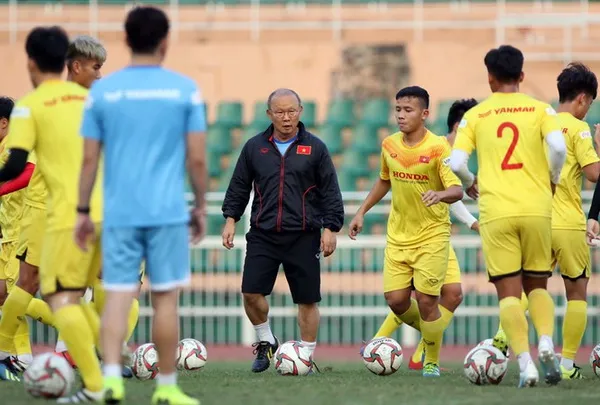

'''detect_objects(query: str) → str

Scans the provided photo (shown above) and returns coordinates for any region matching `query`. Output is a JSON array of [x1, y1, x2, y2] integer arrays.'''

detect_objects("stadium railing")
[[26, 190, 600, 349]]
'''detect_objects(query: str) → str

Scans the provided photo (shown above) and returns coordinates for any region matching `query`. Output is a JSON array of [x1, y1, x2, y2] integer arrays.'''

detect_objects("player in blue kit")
[[76, 6, 207, 404]]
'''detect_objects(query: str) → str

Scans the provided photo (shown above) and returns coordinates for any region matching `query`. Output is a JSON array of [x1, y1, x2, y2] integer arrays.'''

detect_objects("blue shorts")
[[102, 224, 190, 291]]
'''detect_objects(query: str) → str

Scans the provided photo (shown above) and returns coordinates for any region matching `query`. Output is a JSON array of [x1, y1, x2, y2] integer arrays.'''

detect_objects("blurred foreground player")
[[77, 7, 207, 405], [450, 45, 566, 387]]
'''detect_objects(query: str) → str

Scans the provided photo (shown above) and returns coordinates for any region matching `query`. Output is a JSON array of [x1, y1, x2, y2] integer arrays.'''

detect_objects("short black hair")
[[447, 98, 478, 132], [25, 26, 69, 74], [0, 97, 14, 120], [125, 6, 170, 54], [484, 45, 524, 83], [395, 86, 429, 109], [557, 62, 598, 103]]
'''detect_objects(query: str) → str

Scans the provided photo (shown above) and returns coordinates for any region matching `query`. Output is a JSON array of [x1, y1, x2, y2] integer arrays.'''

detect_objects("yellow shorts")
[[383, 241, 449, 296], [39, 227, 102, 296], [444, 245, 461, 285], [480, 216, 552, 281], [16, 205, 46, 267], [0, 241, 20, 291], [552, 229, 591, 279]]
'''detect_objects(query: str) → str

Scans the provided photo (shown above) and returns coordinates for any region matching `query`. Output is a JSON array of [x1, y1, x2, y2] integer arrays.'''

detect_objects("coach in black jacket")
[[221, 88, 344, 373]]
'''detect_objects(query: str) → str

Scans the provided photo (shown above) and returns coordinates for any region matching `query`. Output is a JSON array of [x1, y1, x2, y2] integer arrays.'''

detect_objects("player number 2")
[[497, 122, 523, 170]]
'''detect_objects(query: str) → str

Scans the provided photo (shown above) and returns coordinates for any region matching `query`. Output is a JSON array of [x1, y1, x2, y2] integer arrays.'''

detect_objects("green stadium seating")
[[215, 101, 243, 128], [586, 102, 600, 127], [207, 214, 224, 235], [336, 172, 356, 191], [301, 101, 317, 128], [206, 125, 232, 154], [326, 99, 355, 127], [317, 124, 344, 154], [207, 151, 223, 178], [359, 98, 391, 128], [550, 99, 559, 110], [434, 99, 455, 130], [352, 124, 381, 154], [340, 150, 369, 177], [250, 101, 271, 128]]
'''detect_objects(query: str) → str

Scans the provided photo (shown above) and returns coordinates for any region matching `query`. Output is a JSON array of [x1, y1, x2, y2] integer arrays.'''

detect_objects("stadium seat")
[[359, 98, 391, 128], [433, 99, 456, 131], [207, 151, 223, 178], [337, 172, 356, 191], [586, 102, 600, 127], [207, 214, 224, 235], [340, 150, 370, 177], [250, 101, 271, 128], [325, 99, 355, 127], [352, 124, 381, 154], [215, 101, 243, 128], [468, 153, 478, 173], [550, 99, 559, 110], [206, 125, 232, 154], [301, 101, 317, 128], [317, 123, 344, 154]]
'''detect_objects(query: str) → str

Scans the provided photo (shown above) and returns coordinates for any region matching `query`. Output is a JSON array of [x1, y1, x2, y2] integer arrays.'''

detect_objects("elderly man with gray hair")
[[222, 88, 344, 374]]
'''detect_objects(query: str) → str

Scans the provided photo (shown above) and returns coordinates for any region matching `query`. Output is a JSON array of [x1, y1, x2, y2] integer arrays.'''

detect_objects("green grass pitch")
[[3, 362, 598, 405]]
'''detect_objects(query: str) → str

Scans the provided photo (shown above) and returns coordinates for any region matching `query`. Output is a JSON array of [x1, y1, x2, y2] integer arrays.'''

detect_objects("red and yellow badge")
[[419, 155, 430, 163], [297, 145, 312, 155]]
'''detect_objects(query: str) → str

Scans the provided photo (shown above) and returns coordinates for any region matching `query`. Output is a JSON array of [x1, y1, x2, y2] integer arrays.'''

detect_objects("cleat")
[[151, 385, 199, 405], [57, 388, 103, 403], [56, 351, 77, 369], [422, 363, 440, 377], [538, 346, 561, 385], [409, 350, 424, 370], [561, 364, 583, 380], [492, 331, 509, 357], [251, 337, 279, 373], [10, 356, 28, 372], [518, 360, 539, 388], [0, 356, 21, 379], [0, 362, 20, 382], [121, 365, 133, 379], [104, 376, 125, 404]]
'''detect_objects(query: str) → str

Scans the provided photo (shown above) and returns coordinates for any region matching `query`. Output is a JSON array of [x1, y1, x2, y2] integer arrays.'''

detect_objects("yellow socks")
[[13, 319, 31, 358], [26, 298, 54, 326], [81, 302, 101, 349], [54, 305, 102, 392], [527, 288, 555, 338], [411, 338, 425, 363], [421, 314, 447, 365], [499, 296, 529, 356], [520, 290, 529, 312], [374, 311, 403, 338], [126, 299, 140, 342], [397, 298, 421, 332], [562, 300, 587, 361], [439, 305, 454, 326], [0, 286, 34, 352]]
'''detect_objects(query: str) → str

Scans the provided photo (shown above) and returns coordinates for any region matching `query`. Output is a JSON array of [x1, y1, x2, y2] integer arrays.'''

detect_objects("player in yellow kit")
[[552, 63, 600, 379], [450, 45, 567, 387], [0, 27, 104, 402], [349, 86, 463, 378]]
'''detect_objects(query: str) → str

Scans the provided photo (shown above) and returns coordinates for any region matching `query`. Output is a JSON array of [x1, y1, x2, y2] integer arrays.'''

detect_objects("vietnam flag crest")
[[419, 155, 430, 163], [297, 145, 312, 155]]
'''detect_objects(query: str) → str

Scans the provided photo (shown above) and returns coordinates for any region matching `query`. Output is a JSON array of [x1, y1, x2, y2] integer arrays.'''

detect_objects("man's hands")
[[470, 221, 480, 233], [222, 217, 236, 249], [74, 213, 95, 251], [189, 207, 207, 244], [321, 228, 337, 257], [348, 213, 364, 240], [466, 177, 479, 200], [587, 218, 600, 246]]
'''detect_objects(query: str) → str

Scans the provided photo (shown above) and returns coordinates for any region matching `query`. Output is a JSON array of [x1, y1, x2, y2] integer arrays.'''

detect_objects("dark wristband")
[[77, 206, 90, 214]]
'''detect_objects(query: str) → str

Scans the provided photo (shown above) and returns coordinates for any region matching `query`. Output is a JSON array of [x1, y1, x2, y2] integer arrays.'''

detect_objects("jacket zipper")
[[271, 137, 300, 232]]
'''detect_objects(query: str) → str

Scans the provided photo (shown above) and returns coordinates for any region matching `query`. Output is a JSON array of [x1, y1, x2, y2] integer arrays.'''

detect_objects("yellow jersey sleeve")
[[453, 114, 476, 154], [438, 141, 462, 188], [380, 148, 390, 180], [27, 150, 37, 165], [540, 105, 561, 139], [572, 123, 599, 168], [6, 101, 37, 152]]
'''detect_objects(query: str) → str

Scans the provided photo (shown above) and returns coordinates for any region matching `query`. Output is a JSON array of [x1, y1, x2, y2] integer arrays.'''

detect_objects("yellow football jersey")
[[23, 165, 47, 209], [0, 138, 36, 242], [553, 112, 599, 230], [454, 92, 561, 224], [380, 130, 462, 248], [7, 80, 103, 231]]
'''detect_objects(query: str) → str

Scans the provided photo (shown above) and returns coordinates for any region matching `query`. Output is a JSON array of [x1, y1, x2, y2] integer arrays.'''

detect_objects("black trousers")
[[241, 228, 321, 304]]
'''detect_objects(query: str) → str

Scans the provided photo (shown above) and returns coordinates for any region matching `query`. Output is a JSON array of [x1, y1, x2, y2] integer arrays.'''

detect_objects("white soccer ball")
[[23, 352, 75, 399], [589, 343, 600, 377], [274, 341, 313, 376], [361, 337, 403, 376], [132, 343, 159, 380], [464, 345, 508, 385], [477, 338, 510, 358], [176, 338, 208, 371]]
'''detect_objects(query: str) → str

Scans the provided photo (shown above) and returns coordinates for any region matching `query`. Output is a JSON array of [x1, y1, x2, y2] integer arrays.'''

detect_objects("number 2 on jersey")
[[497, 122, 523, 170]]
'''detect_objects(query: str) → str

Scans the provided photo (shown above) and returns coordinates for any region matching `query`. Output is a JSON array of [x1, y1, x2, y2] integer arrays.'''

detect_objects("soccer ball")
[[23, 352, 75, 399], [477, 338, 510, 358], [361, 337, 403, 376], [132, 343, 159, 380], [274, 341, 313, 376], [176, 338, 208, 371], [589, 343, 600, 377], [463, 345, 508, 385]]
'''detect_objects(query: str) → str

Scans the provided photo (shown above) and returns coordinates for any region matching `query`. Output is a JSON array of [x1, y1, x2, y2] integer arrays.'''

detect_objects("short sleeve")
[[187, 86, 207, 134], [573, 123, 600, 168], [80, 90, 103, 141], [453, 113, 476, 154], [27, 150, 37, 165], [439, 142, 462, 188], [6, 102, 36, 152], [380, 147, 390, 180], [540, 105, 561, 139]]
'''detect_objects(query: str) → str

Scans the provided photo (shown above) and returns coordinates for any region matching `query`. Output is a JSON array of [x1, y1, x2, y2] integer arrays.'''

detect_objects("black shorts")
[[242, 228, 321, 304]]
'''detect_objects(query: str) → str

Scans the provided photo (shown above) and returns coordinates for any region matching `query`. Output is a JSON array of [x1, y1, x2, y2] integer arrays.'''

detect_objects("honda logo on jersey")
[[297, 145, 312, 155]]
